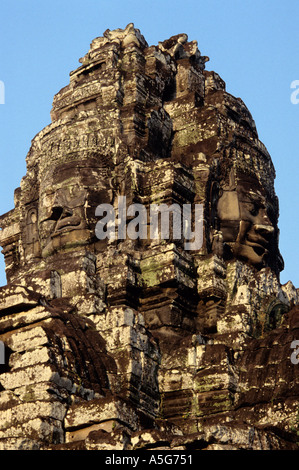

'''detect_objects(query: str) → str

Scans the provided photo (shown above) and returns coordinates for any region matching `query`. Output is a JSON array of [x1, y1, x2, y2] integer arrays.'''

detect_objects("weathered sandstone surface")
[[0, 24, 298, 450]]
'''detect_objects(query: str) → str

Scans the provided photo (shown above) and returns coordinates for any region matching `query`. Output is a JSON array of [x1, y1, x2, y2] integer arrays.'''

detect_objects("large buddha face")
[[38, 162, 112, 258], [39, 182, 89, 257], [216, 174, 277, 269]]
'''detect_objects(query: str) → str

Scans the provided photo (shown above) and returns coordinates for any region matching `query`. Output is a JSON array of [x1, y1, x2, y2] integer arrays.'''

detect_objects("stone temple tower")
[[0, 24, 298, 450]]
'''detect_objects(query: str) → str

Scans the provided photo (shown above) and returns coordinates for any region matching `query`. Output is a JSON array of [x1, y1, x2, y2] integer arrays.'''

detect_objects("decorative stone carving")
[[0, 24, 298, 450]]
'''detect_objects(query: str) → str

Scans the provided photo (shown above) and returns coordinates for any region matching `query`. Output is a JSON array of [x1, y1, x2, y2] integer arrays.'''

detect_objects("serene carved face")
[[217, 176, 276, 268], [38, 162, 112, 258], [39, 181, 90, 257]]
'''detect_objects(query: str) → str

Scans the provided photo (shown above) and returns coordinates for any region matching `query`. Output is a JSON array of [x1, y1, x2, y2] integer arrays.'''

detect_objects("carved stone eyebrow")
[[239, 190, 264, 206]]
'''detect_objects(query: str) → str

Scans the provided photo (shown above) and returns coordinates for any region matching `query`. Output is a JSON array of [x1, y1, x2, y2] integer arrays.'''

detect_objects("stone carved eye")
[[248, 202, 259, 217]]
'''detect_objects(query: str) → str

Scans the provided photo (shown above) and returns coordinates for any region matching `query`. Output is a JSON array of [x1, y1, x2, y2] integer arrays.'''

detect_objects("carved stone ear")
[[217, 191, 240, 221], [209, 181, 220, 228], [23, 207, 41, 260], [228, 167, 237, 190], [211, 229, 224, 257]]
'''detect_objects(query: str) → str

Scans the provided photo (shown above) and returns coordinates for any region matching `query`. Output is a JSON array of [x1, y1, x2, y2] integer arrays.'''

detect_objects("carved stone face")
[[216, 175, 276, 268], [38, 162, 112, 258], [39, 182, 89, 257]]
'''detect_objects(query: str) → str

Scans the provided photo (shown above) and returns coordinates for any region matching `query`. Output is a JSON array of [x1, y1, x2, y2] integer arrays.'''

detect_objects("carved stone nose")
[[255, 224, 274, 239], [49, 206, 73, 222], [49, 206, 63, 221]]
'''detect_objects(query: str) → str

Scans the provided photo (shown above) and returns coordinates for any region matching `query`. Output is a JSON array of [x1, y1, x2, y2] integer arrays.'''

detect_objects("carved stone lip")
[[246, 239, 269, 256]]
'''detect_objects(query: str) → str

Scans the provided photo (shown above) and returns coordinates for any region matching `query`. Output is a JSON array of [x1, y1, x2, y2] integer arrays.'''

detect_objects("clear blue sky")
[[0, 0, 298, 288]]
